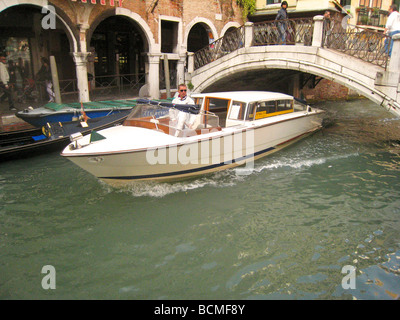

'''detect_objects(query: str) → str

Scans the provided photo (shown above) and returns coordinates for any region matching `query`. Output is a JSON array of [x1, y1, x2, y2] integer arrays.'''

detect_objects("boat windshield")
[[293, 98, 308, 111], [126, 103, 171, 120], [124, 103, 220, 137]]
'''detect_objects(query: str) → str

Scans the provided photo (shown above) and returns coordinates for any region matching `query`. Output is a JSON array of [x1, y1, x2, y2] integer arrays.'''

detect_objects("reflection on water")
[[0, 99, 400, 299]]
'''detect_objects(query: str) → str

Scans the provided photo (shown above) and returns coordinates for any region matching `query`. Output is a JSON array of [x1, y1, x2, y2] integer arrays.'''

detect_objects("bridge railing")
[[323, 18, 390, 69], [253, 18, 314, 46], [192, 16, 392, 71], [193, 26, 245, 70]]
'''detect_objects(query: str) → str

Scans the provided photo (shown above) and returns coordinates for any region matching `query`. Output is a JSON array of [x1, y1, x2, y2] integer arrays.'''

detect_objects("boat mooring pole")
[[50, 56, 62, 104], [163, 54, 171, 98]]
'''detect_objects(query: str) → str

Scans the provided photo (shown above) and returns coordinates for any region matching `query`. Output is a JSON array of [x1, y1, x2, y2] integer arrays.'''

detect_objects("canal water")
[[1, 99, 400, 300]]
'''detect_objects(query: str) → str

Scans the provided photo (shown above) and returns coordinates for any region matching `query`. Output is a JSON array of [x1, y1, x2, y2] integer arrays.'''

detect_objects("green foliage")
[[237, 0, 256, 22]]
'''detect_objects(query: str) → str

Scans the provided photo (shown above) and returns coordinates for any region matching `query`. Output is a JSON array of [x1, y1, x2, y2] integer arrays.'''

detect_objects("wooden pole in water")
[[163, 54, 171, 98], [50, 56, 62, 104]]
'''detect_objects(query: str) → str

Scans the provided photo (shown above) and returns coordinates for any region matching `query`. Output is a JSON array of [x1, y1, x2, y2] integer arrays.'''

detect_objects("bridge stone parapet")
[[188, 16, 400, 118]]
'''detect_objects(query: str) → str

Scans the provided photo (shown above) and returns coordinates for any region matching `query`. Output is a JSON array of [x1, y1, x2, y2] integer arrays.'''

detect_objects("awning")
[[70, 0, 123, 6]]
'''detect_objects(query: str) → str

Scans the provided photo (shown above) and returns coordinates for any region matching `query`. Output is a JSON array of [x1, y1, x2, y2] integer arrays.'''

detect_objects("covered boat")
[[16, 99, 137, 127], [61, 91, 325, 186], [1, 109, 131, 162]]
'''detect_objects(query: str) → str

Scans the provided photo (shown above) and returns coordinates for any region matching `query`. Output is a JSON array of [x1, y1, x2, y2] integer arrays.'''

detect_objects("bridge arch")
[[191, 46, 399, 115]]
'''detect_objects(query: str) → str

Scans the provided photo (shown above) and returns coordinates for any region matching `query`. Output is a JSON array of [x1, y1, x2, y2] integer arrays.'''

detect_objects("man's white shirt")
[[172, 95, 195, 105], [386, 11, 400, 33]]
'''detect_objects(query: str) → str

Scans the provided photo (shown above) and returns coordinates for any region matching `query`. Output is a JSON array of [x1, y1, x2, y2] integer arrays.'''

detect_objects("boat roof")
[[190, 91, 293, 103]]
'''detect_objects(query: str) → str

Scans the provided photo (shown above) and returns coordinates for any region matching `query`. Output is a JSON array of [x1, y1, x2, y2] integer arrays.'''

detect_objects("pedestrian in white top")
[[385, 4, 400, 56], [0, 52, 15, 110]]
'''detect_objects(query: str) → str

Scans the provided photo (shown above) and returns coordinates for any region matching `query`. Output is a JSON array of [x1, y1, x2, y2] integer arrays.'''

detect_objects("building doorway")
[[0, 5, 75, 104], [187, 23, 214, 53], [89, 15, 146, 98]]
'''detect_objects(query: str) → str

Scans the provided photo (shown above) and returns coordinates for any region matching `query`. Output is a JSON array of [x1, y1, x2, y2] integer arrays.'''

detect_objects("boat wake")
[[115, 171, 240, 198], [112, 151, 358, 198], [253, 152, 358, 172]]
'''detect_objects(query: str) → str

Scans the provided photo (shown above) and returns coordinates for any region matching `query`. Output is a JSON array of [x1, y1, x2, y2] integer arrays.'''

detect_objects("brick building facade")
[[0, 0, 243, 102]]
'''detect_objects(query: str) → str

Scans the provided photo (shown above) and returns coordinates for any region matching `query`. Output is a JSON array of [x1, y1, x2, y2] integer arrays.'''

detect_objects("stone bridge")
[[187, 16, 400, 118]]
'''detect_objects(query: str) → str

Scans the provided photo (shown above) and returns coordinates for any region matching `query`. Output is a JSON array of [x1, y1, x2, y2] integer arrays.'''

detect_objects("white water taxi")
[[61, 91, 325, 186]]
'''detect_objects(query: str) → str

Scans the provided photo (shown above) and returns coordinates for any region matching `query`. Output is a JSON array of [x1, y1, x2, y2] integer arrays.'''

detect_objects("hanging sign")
[[70, 0, 123, 6]]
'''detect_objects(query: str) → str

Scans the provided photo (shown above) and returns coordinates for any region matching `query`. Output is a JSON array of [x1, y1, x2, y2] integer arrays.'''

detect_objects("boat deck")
[[123, 116, 222, 137]]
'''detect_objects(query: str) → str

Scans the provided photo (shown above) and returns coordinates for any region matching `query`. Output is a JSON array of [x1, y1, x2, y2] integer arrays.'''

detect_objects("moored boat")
[[16, 99, 137, 127], [1, 109, 131, 162], [61, 91, 325, 186]]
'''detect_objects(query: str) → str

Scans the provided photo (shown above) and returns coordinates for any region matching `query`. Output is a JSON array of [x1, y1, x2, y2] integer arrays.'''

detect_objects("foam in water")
[[117, 171, 239, 198], [254, 152, 358, 172], [109, 151, 358, 198]]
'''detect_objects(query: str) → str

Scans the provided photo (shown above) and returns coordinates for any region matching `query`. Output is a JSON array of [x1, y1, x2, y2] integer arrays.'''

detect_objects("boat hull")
[[1, 110, 131, 162], [63, 111, 324, 186]]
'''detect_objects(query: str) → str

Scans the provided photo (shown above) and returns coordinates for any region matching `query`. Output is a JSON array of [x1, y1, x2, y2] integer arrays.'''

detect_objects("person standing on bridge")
[[384, 4, 400, 56], [275, 1, 288, 45]]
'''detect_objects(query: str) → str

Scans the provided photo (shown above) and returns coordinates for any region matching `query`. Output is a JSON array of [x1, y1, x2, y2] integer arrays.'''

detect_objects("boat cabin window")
[[194, 97, 204, 108], [250, 99, 294, 120], [206, 97, 230, 113], [277, 100, 293, 112], [205, 97, 231, 127], [245, 103, 257, 120], [228, 101, 246, 120]]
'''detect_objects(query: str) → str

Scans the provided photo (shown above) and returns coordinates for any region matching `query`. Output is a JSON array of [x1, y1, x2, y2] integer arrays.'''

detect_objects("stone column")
[[187, 52, 194, 73], [50, 56, 61, 103], [72, 52, 90, 103], [244, 22, 254, 48], [78, 23, 90, 53], [389, 34, 400, 72], [312, 15, 324, 48], [147, 53, 161, 99], [176, 54, 187, 87]]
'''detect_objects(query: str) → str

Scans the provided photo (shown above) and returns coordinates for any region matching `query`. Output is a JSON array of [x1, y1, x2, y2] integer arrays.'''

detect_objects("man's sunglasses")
[[180, 89, 187, 92]]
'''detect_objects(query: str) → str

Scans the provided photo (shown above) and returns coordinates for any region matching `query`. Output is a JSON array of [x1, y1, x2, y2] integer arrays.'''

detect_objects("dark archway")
[[90, 15, 145, 78], [0, 5, 75, 102], [187, 23, 213, 53], [223, 27, 238, 37], [202, 69, 301, 94]]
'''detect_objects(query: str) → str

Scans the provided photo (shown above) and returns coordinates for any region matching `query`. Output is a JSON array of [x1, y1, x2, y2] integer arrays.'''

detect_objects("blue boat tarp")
[[44, 100, 137, 111]]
